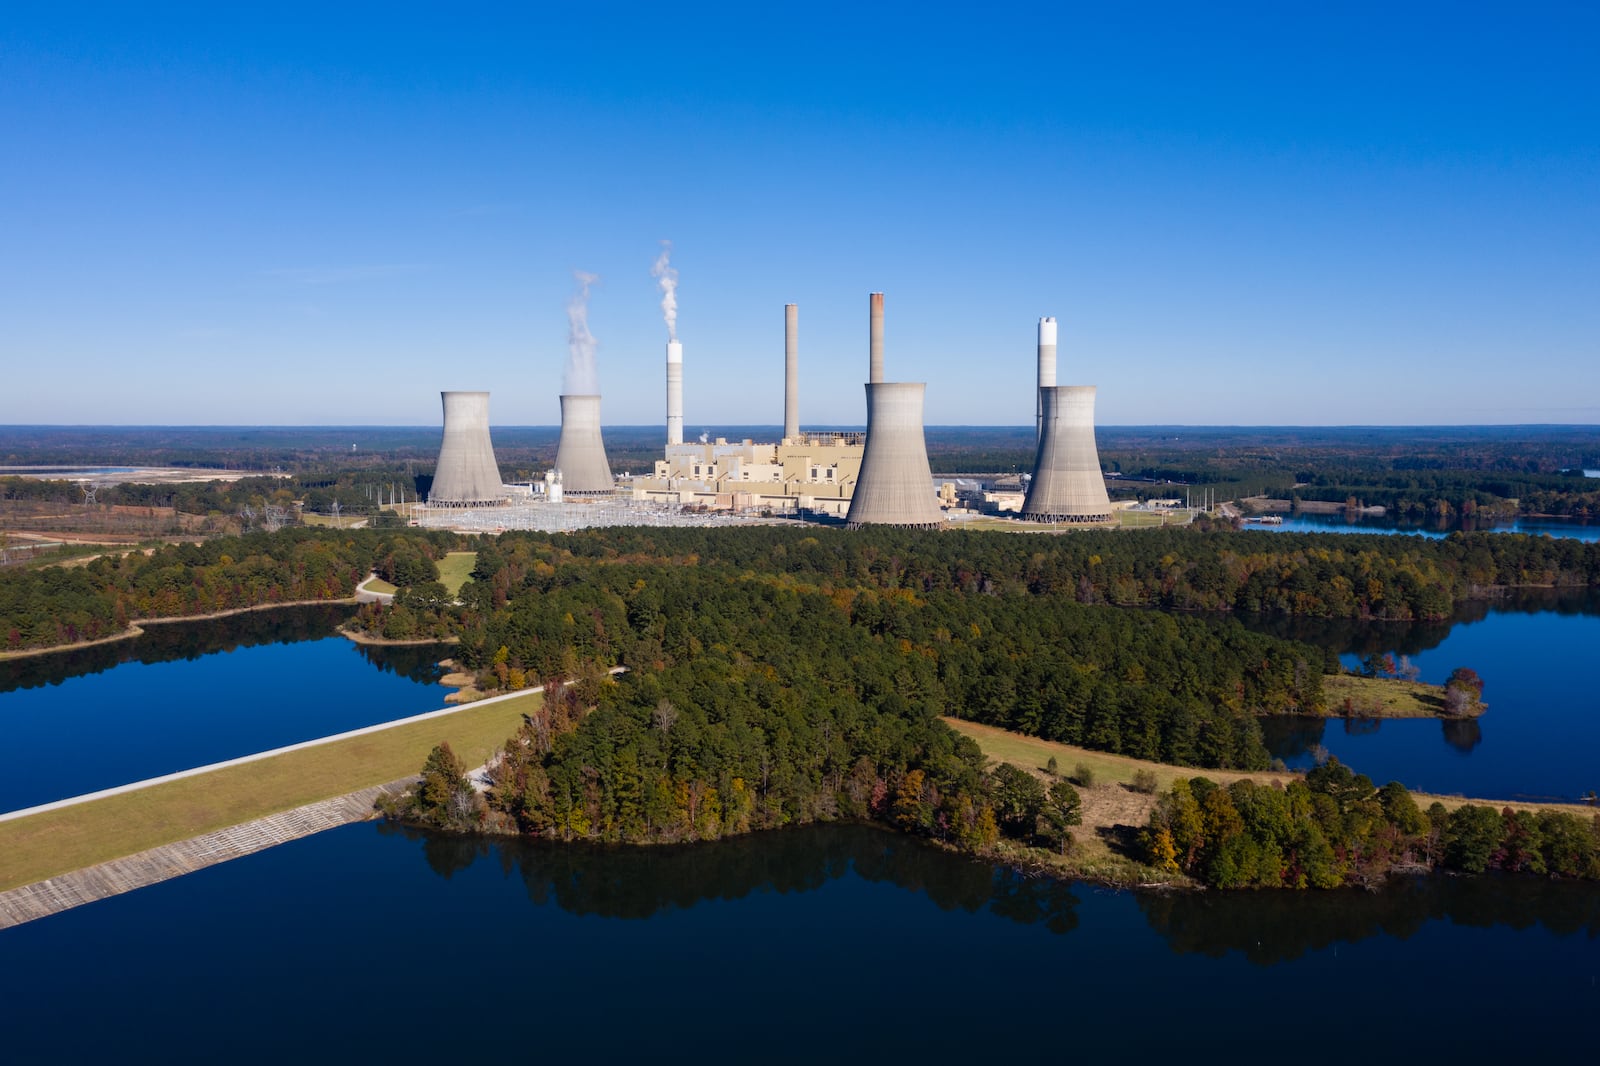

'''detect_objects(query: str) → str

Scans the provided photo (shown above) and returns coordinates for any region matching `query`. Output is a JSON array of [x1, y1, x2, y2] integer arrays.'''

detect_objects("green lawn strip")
[[1323, 673, 1457, 717], [0, 691, 539, 893], [944, 717, 1286, 791], [437, 551, 478, 596], [945, 717, 1596, 819], [363, 574, 399, 595]]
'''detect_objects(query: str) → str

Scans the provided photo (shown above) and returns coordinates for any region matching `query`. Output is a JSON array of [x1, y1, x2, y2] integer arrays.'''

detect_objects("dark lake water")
[[1, 823, 1594, 1062], [0, 605, 454, 813], [1252, 591, 1600, 802], [1254, 511, 1600, 540]]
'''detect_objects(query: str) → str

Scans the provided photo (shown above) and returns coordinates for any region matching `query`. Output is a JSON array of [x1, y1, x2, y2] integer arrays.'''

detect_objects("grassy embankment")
[[0, 691, 540, 893], [1323, 673, 1482, 718], [944, 717, 1593, 886], [437, 551, 477, 596]]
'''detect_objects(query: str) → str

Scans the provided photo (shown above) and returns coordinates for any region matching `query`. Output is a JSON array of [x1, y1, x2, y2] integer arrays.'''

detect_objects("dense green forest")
[[1144, 762, 1600, 888], [0, 528, 466, 650], [9, 521, 1600, 654]]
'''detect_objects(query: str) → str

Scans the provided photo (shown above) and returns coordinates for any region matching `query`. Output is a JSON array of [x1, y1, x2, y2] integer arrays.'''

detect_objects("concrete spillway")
[[430, 391, 507, 506], [1021, 385, 1112, 523]]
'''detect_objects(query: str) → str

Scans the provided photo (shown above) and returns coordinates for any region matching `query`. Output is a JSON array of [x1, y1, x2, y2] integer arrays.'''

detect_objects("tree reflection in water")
[[387, 822, 1078, 931], [393, 822, 1600, 964]]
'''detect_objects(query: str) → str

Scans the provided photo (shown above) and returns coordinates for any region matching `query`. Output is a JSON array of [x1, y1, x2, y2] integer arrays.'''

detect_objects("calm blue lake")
[[1257, 595, 1600, 802], [1256, 511, 1600, 541], [0, 605, 454, 813], [1, 823, 1594, 1062]]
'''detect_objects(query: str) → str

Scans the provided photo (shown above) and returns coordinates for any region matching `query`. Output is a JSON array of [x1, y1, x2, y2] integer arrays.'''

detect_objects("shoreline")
[[336, 627, 459, 648], [0, 597, 359, 661]]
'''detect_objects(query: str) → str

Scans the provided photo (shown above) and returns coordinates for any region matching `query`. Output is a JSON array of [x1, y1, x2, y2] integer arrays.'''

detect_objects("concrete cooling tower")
[[555, 393, 614, 495], [1021, 385, 1112, 523], [429, 391, 507, 507], [845, 382, 944, 529], [845, 294, 943, 529]]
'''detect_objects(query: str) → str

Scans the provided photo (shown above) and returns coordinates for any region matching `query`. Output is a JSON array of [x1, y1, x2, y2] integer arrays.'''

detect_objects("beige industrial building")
[[629, 431, 865, 517]]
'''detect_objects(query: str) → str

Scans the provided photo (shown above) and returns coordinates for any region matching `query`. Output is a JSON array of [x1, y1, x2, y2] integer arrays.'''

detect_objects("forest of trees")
[[0, 528, 466, 651], [1143, 761, 1600, 888]]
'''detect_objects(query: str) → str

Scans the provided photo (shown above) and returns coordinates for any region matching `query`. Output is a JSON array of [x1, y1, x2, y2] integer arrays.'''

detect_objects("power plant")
[[428, 391, 508, 507], [846, 293, 945, 530], [1021, 385, 1113, 523], [416, 252, 1118, 533], [555, 393, 615, 496]]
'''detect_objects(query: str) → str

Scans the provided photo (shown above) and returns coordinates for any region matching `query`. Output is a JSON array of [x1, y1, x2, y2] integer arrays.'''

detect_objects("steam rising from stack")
[[655, 243, 683, 445], [845, 292, 944, 530], [565, 271, 600, 395]]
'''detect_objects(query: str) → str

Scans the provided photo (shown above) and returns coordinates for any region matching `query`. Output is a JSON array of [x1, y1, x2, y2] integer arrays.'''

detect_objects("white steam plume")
[[564, 270, 599, 395], [650, 240, 679, 341]]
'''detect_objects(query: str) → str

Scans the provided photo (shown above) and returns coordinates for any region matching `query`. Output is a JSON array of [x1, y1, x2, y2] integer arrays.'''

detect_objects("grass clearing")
[[437, 551, 478, 596], [1323, 673, 1468, 718], [362, 574, 399, 595], [0, 691, 540, 893]]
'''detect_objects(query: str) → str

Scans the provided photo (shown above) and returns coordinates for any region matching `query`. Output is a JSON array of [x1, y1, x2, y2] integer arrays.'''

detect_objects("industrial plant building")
[[420, 282, 1116, 531]]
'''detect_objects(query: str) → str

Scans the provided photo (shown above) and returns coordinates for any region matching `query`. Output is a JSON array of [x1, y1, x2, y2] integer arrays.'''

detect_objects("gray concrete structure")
[[846, 382, 944, 529], [555, 393, 614, 495], [1021, 385, 1113, 523], [1037, 316, 1057, 444], [869, 292, 885, 384], [784, 303, 799, 440], [666, 340, 684, 446], [430, 391, 507, 507]]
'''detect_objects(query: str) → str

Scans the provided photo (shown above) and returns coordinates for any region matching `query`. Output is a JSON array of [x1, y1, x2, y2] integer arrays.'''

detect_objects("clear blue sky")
[[4, 2, 1596, 427]]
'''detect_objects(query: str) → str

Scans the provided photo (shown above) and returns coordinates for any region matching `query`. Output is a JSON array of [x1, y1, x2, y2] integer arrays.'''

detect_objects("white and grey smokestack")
[[869, 292, 885, 384], [784, 303, 799, 441], [1037, 316, 1058, 445], [666, 340, 684, 446]]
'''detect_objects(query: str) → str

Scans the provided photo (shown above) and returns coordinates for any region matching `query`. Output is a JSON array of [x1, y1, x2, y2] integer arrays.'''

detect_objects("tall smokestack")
[[666, 340, 683, 445], [1021, 385, 1112, 523], [430, 391, 507, 506], [555, 394, 614, 496], [869, 292, 885, 384], [845, 382, 944, 529], [1037, 317, 1057, 445], [784, 304, 799, 441]]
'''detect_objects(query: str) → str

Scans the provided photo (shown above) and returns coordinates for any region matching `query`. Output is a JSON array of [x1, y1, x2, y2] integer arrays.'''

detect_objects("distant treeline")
[[434, 525, 1600, 625], [1145, 762, 1600, 888], [0, 529, 465, 651]]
